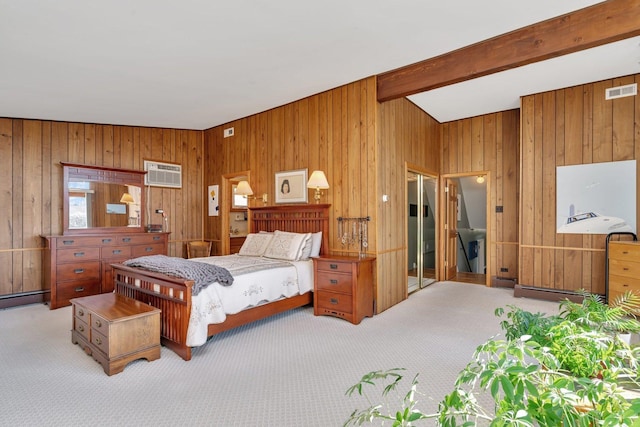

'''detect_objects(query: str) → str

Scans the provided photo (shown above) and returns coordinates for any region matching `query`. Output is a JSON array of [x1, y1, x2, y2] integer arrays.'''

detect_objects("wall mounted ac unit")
[[144, 160, 182, 188]]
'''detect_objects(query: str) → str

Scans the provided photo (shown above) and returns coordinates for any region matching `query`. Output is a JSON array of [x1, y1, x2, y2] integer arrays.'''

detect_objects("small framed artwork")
[[275, 169, 308, 204]]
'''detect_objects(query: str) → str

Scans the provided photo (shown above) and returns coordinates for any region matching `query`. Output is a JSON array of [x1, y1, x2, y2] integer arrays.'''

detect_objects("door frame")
[[438, 171, 492, 286], [222, 170, 250, 255]]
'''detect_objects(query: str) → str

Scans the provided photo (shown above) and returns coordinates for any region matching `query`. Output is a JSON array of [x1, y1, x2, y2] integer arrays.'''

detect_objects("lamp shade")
[[307, 171, 330, 189], [236, 180, 254, 196], [120, 192, 135, 203]]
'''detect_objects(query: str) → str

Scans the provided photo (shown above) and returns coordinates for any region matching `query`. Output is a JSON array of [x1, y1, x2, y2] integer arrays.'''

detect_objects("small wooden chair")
[[187, 241, 212, 259]]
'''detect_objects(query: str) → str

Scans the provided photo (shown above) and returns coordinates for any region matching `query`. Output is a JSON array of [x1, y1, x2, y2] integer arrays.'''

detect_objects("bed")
[[111, 204, 330, 361]]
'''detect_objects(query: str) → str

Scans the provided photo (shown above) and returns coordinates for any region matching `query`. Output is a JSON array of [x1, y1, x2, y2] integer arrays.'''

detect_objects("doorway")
[[407, 170, 438, 293], [442, 174, 489, 286]]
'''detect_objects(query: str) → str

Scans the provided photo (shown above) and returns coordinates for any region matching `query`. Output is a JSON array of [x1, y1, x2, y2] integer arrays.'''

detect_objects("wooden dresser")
[[71, 293, 160, 375], [43, 232, 169, 309], [313, 255, 375, 324], [607, 240, 640, 304]]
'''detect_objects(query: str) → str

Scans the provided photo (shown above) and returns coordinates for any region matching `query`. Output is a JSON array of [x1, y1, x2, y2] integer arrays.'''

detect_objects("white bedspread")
[[185, 254, 313, 347]]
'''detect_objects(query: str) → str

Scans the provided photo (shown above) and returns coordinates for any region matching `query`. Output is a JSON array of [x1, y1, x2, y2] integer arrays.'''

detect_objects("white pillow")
[[310, 231, 322, 257], [264, 231, 311, 261], [238, 233, 273, 257]]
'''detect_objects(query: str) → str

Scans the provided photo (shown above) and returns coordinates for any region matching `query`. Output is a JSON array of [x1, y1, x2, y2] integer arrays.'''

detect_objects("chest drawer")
[[73, 316, 90, 341], [91, 313, 110, 336], [316, 290, 353, 313], [132, 243, 165, 257], [316, 271, 352, 294], [609, 242, 640, 261], [101, 246, 132, 259], [609, 258, 640, 279], [57, 261, 101, 282], [57, 236, 116, 248], [315, 259, 352, 273], [57, 247, 101, 263]]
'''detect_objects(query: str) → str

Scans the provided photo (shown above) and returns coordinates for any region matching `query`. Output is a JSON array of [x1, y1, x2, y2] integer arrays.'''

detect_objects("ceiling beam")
[[377, 0, 640, 102]]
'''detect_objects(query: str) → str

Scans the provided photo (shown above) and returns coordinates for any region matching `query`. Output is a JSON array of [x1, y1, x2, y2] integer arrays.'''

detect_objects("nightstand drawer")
[[316, 271, 352, 293], [609, 258, 640, 279], [316, 290, 353, 313], [609, 274, 640, 294], [314, 259, 352, 274], [609, 242, 640, 260]]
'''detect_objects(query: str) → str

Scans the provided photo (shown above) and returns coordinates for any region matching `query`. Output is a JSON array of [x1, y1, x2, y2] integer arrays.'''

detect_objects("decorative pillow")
[[310, 231, 322, 257], [238, 233, 273, 257], [264, 231, 311, 261]]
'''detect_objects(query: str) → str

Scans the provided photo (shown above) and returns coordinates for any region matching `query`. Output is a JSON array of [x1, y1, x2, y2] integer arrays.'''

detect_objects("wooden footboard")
[[112, 263, 195, 361]]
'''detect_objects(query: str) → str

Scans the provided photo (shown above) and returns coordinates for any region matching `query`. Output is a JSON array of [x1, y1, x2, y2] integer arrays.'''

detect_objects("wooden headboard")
[[249, 204, 330, 255]]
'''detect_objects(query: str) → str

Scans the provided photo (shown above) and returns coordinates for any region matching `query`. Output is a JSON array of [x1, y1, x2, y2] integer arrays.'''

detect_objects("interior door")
[[445, 179, 458, 280]]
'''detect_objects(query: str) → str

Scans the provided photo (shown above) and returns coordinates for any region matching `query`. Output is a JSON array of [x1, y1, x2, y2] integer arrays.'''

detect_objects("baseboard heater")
[[0, 290, 49, 309], [514, 285, 587, 303]]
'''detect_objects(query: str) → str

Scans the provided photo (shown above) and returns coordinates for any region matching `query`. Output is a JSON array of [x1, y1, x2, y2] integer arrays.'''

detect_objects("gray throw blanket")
[[123, 255, 234, 296]]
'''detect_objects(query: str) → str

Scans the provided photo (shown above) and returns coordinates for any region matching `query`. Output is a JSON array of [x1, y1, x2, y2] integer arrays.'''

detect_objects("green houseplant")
[[345, 291, 640, 426]]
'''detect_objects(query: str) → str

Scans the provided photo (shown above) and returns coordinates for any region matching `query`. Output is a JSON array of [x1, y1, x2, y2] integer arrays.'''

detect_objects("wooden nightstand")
[[71, 293, 161, 375], [608, 241, 640, 303], [313, 255, 375, 324]]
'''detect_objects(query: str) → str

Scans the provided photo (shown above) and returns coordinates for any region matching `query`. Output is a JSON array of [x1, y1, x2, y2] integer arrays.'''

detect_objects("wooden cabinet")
[[313, 255, 375, 324], [229, 236, 246, 254], [608, 241, 640, 304], [71, 293, 160, 375], [43, 232, 169, 309]]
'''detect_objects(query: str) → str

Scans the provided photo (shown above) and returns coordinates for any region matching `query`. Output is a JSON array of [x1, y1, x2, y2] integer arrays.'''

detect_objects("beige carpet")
[[0, 281, 559, 426]]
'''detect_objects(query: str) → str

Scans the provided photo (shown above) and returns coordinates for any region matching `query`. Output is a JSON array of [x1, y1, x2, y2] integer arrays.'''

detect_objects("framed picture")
[[275, 169, 308, 204]]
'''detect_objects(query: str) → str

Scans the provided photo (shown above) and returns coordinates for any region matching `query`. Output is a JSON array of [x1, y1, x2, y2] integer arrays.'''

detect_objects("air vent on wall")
[[144, 160, 182, 188], [605, 83, 637, 100]]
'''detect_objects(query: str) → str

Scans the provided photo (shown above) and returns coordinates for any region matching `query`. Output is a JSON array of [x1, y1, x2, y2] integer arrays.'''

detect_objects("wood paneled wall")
[[519, 74, 640, 294], [204, 78, 440, 313], [377, 98, 440, 310], [441, 110, 520, 282], [0, 118, 203, 300]]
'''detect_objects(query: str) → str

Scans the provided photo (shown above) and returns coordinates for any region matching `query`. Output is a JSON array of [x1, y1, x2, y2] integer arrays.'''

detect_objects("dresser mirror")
[[62, 162, 146, 235]]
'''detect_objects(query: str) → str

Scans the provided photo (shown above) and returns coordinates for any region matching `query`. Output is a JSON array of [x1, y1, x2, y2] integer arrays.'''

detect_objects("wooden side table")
[[313, 255, 375, 324], [71, 293, 161, 375]]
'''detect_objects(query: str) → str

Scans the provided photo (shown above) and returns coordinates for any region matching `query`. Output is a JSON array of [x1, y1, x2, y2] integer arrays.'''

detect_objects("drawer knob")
[[622, 251, 629, 254], [145, 247, 153, 252], [95, 320, 102, 328], [330, 279, 338, 284], [74, 287, 85, 292], [123, 237, 132, 243], [102, 238, 112, 243], [77, 309, 84, 316], [112, 249, 122, 255], [153, 236, 160, 241], [74, 268, 85, 274], [623, 284, 629, 287], [95, 337, 102, 345], [330, 298, 338, 305], [74, 252, 85, 257], [78, 325, 84, 332], [62, 240, 75, 245], [330, 264, 338, 270]]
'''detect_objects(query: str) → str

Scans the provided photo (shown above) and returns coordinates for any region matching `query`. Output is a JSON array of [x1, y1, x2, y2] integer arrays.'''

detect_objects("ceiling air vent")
[[144, 160, 182, 188], [605, 83, 637, 100]]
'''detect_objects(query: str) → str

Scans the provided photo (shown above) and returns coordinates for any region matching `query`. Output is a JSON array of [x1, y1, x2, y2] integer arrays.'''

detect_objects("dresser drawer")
[[316, 271, 352, 294], [609, 242, 640, 261], [74, 316, 90, 341], [57, 236, 116, 248], [609, 258, 640, 279], [315, 259, 352, 273], [316, 290, 352, 313], [57, 261, 101, 281], [57, 247, 101, 263], [118, 234, 165, 245], [91, 330, 109, 355], [101, 246, 132, 259], [58, 279, 102, 301], [131, 243, 165, 257]]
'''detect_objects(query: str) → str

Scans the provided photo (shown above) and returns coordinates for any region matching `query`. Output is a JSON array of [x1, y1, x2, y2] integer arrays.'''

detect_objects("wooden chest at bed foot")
[[313, 255, 375, 325], [71, 293, 161, 376]]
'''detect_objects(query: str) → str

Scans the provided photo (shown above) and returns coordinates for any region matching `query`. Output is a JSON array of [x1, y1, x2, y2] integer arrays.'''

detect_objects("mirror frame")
[[62, 162, 147, 235]]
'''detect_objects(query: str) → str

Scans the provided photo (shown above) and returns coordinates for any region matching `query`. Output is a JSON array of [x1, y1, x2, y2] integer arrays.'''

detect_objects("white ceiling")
[[1, 0, 638, 130]]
